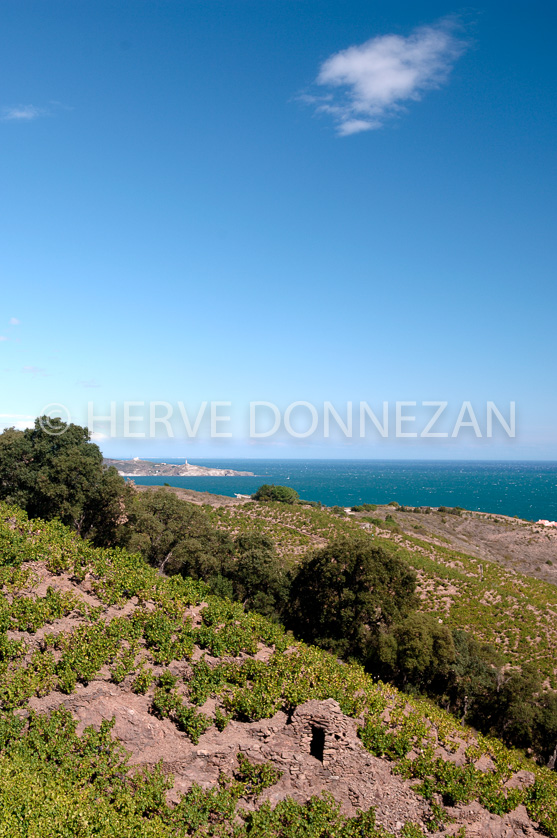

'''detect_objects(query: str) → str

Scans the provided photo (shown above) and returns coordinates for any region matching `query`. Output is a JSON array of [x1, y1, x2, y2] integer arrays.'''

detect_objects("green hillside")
[[208, 500, 557, 682], [1, 502, 557, 836]]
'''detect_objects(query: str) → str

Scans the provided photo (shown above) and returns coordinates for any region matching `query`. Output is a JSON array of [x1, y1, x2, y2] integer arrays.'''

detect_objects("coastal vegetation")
[[2, 418, 557, 832], [1, 503, 557, 835], [251, 484, 300, 504], [2, 419, 557, 762], [0, 416, 131, 544]]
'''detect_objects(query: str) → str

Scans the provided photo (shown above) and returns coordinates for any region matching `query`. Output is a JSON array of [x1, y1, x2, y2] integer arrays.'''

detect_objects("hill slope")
[[1, 502, 557, 836], [199, 498, 557, 684]]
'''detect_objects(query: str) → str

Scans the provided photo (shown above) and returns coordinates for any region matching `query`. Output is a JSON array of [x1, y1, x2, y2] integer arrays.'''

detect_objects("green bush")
[[131, 664, 155, 695], [251, 484, 300, 504]]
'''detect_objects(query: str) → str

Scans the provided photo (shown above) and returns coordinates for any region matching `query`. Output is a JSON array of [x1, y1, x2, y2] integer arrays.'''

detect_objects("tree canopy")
[[126, 488, 233, 578], [376, 612, 456, 692], [251, 484, 300, 504], [288, 535, 417, 661], [231, 532, 289, 618], [126, 492, 288, 619], [0, 417, 129, 542]]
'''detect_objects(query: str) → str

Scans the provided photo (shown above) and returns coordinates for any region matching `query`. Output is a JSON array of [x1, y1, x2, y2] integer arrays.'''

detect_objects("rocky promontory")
[[103, 458, 254, 477]]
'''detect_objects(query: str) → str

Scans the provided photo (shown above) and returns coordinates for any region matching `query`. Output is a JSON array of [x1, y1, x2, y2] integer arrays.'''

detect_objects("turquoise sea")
[[127, 460, 557, 522]]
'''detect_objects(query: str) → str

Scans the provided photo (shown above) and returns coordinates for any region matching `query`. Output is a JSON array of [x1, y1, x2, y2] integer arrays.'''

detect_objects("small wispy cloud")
[[77, 379, 101, 389], [0, 336, 7, 342], [9, 317, 20, 326], [2, 101, 70, 123], [1, 104, 45, 122], [22, 365, 47, 377], [303, 18, 467, 136]]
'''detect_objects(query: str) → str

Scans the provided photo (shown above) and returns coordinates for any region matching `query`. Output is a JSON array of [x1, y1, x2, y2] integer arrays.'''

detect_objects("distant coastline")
[[115, 460, 557, 521], [103, 458, 254, 477]]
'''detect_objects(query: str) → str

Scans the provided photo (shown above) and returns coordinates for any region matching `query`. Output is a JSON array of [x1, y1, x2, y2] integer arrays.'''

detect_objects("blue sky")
[[1, 1, 556, 459]]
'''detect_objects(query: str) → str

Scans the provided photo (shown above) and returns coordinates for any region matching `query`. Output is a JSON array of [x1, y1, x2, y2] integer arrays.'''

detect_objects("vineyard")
[[208, 500, 557, 682], [0, 500, 557, 836]]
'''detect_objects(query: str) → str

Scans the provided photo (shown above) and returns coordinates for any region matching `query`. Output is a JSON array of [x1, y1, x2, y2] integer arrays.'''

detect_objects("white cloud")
[[2, 105, 44, 122], [9, 318, 20, 326], [338, 119, 377, 137], [306, 18, 467, 135], [0, 414, 34, 431], [13, 419, 35, 430], [2, 101, 70, 123], [77, 378, 101, 389], [0, 336, 7, 342]]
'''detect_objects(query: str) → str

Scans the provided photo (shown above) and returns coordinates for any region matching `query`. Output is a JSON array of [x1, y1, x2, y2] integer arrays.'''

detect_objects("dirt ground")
[[361, 505, 557, 586]]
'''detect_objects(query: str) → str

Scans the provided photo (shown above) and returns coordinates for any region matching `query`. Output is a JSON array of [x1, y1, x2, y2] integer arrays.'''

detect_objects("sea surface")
[[126, 460, 557, 522]]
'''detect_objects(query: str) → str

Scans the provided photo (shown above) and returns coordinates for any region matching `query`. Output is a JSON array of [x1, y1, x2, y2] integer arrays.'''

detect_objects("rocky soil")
[[359, 505, 557, 586], [10, 558, 549, 837]]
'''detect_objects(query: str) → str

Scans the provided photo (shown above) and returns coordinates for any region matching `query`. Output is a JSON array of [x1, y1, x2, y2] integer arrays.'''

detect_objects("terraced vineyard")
[[206, 501, 356, 563], [207, 500, 557, 683], [383, 536, 557, 686], [1, 500, 557, 836]]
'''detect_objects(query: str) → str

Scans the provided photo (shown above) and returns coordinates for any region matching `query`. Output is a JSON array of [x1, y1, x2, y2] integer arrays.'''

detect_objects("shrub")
[[132, 664, 154, 695], [251, 485, 300, 504]]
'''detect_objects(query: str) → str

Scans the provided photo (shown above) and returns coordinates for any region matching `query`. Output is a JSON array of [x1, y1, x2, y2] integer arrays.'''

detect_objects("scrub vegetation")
[[1, 418, 557, 835]]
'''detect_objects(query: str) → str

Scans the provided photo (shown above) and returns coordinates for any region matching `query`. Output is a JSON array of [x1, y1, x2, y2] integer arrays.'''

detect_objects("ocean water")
[[126, 460, 557, 522]]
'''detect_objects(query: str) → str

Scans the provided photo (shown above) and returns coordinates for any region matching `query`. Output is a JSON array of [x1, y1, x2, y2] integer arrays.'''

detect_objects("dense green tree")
[[252, 484, 300, 504], [0, 427, 34, 510], [377, 613, 456, 692], [126, 489, 234, 578], [445, 630, 500, 721], [231, 533, 289, 618], [126, 493, 287, 619], [287, 535, 417, 661], [0, 417, 128, 541], [82, 466, 135, 547], [534, 691, 557, 767], [489, 663, 545, 751]]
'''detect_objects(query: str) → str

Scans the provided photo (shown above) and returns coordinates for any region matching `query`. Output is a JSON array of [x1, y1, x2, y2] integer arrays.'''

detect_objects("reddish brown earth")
[[10, 558, 548, 837], [350, 505, 557, 586]]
